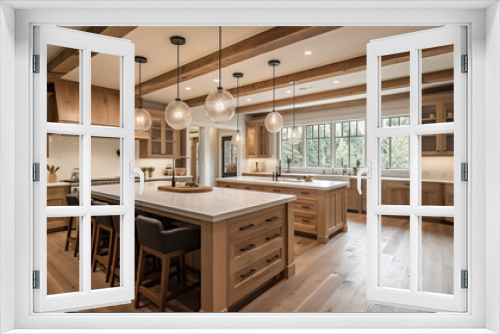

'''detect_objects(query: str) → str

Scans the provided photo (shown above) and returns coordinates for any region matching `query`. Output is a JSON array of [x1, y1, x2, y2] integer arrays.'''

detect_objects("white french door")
[[365, 26, 467, 312], [33, 26, 136, 312]]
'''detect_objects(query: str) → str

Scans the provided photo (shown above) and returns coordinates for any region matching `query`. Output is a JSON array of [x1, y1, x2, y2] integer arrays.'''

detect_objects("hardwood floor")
[[46, 216, 453, 313]]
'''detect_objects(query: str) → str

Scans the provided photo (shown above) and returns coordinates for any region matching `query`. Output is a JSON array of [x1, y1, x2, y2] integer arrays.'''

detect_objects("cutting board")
[[157, 185, 213, 193]]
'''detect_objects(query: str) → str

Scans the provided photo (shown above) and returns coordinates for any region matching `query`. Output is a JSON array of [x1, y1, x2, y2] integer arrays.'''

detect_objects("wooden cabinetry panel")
[[139, 109, 181, 158], [47, 185, 70, 232], [421, 94, 454, 157], [422, 182, 443, 206], [245, 120, 271, 158]]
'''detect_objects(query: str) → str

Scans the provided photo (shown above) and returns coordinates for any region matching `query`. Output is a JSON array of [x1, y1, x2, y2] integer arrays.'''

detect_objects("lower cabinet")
[[217, 181, 348, 244], [47, 185, 70, 232]]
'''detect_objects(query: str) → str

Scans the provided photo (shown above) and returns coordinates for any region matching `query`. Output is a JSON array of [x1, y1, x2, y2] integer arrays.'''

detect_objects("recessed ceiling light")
[[286, 90, 291, 94], [304, 51, 312, 56], [213, 79, 219, 83], [333, 80, 340, 84], [185, 87, 192, 90], [246, 98, 252, 101]]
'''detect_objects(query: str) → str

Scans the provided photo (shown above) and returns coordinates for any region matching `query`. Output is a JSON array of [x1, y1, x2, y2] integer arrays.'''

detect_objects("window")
[[306, 124, 331, 167], [222, 136, 237, 177], [281, 126, 304, 167], [334, 120, 365, 168], [380, 116, 410, 169]]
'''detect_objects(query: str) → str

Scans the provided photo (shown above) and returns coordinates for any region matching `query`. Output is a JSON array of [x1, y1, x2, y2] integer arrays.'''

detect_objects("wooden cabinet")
[[217, 180, 347, 244], [422, 94, 454, 157], [347, 178, 367, 214], [245, 119, 271, 158], [47, 185, 70, 232], [139, 109, 180, 158]]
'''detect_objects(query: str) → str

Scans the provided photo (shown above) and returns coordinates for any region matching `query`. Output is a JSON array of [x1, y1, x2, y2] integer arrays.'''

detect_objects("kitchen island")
[[91, 181, 296, 312], [217, 176, 349, 244]]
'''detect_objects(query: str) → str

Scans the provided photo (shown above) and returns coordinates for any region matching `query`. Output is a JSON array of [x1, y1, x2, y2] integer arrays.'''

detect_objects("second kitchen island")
[[91, 181, 296, 312], [217, 176, 349, 244]]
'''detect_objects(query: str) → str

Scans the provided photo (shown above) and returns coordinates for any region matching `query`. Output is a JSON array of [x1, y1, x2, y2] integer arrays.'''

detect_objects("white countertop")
[[351, 175, 454, 184], [91, 181, 296, 223], [217, 176, 349, 191], [47, 181, 71, 187]]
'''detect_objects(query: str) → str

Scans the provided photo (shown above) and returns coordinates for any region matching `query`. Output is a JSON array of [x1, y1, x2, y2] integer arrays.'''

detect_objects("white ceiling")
[[54, 25, 454, 113]]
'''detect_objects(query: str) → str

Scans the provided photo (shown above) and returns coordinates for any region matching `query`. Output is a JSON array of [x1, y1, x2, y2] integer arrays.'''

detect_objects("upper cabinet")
[[245, 119, 271, 158], [139, 109, 181, 158], [421, 93, 454, 157]]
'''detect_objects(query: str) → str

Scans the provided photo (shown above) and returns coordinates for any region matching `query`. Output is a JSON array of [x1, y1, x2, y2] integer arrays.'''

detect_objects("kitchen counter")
[[217, 176, 348, 191], [91, 180, 296, 312], [350, 175, 454, 184], [47, 181, 71, 187]]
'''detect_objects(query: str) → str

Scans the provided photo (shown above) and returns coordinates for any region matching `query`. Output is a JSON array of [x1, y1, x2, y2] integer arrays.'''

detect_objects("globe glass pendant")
[[165, 99, 192, 130], [205, 87, 235, 123], [265, 111, 284, 133], [290, 126, 301, 145], [232, 130, 243, 147], [135, 107, 153, 131]]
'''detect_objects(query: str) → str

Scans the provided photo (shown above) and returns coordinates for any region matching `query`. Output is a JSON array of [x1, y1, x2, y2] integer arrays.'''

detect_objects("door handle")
[[357, 161, 371, 195], [130, 161, 145, 195]]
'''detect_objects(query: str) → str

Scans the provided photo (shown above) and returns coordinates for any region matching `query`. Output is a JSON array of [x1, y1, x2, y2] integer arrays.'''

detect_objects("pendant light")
[[232, 72, 244, 147], [134, 56, 152, 131], [290, 81, 301, 144], [165, 36, 192, 130], [264, 59, 284, 133], [205, 26, 235, 123]]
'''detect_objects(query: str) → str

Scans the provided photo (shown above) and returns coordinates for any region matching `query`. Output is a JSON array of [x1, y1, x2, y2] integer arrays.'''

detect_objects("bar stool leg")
[[64, 216, 74, 251], [109, 233, 120, 287], [159, 255, 171, 312], [105, 230, 115, 283], [134, 246, 146, 308], [92, 226, 101, 272], [73, 217, 80, 258]]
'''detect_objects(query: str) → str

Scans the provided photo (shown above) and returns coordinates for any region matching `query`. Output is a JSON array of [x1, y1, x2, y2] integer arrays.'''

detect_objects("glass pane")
[[382, 118, 391, 128], [357, 120, 365, 135], [342, 122, 349, 137], [319, 138, 331, 167], [390, 118, 399, 127], [391, 136, 410, 168], [223, 138, 237, 175], [47, 45, 80, 124], [444, 101, 454, 122], [381, 52, 410, 121], [306, 125, 313, 138], [91, 137, 121, 204], [47, 216, 81, 295], [292, 142, 304, 166], [421, 45, 453, 125], [91, 214, 121, 290], [335, 138, 349, 168], [349, 137, 365, 168], [325, 124, 331, 137], [91, 53, 121, 127], [420, 216, 454, 294], [381, 136, 410, 205], [400, 116, 409, 126], [47, 134, 80, 206], [350, 121, 356, 136], [306, 139, 318, 167], [312, 125, 319, 139], [380, 215, 410, 290], [335, 123, 342, 137], [318, 124, 325, 138]]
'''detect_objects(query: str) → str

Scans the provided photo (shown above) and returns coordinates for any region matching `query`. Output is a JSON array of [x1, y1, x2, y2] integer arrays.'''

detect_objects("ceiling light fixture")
[[247, 98, 251, 101], [304, 50, 312, 55], [134, 56, 152, 132], [264, 60, 284, 133], [333, 80, 340, 84], [232, 72, 244, 148], [205, 26, 235, 123], [290, 81, 301, 145], [185, 87, 192, 90], [165, 36, 192, 130]]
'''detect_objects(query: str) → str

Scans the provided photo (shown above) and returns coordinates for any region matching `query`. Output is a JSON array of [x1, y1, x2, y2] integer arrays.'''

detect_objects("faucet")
[[343, 166, 347, 175], [172, 156, 189, 187], [273, 159, 282, 181]]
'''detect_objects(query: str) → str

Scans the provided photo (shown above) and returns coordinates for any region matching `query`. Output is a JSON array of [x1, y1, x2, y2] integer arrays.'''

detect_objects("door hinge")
[[33, 54, 40, 73], [32, 270, 40, 289], [461, 270, 468, 289], [461, 54, 468, 73], [461, 162, 468, 182], [33, 163, 40, 182]]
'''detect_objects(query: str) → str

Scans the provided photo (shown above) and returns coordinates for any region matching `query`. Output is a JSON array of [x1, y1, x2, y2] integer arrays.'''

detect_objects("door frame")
[[2, 3, 496, 333]]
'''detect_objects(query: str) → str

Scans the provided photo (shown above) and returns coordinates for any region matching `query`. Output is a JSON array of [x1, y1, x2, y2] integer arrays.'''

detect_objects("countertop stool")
[[91, 200, 115, 284], [64, 194, 80, 257], [134, 215, 200, 312]]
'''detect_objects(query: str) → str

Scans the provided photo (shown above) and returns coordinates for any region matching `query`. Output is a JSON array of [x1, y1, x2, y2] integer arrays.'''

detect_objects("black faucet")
[[171, 156, 189, 187], [273, 159, 282, 181]]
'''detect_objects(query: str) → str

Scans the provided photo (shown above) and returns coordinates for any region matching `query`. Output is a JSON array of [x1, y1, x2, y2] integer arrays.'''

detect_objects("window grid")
[[380, 115, 410, 169], [333, 119, 365, 168], [305, 123, 331, 167]]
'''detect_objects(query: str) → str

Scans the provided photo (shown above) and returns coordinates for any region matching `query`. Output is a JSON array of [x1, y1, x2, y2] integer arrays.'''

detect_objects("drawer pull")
[[301, 219, 311, 223], [244, 187, 251, 190], [240, 269, 256, 280], [266, 254, 280, 263], [301, 192, 310, 195], [240, 243, 256, 252], [266, 233, 281, 241], [239, 223, 255, 231], [301, 205, 311, 209], [225, 185, 231, 188], [273, 189, 281, 193], [266, 216, 279, 222]]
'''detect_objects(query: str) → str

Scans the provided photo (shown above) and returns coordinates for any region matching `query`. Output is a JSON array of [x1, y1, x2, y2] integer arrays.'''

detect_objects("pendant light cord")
[[236, 76, 239, 125], [273, 65, 276, 112], [218, 26, 222, 88], [176, 43, 180, 100], [292, 81, 295, 126]]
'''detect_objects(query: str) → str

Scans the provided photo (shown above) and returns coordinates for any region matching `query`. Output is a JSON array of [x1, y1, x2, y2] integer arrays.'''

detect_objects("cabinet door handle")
[[301, 219, 311, 223], [266, 216, 279, 222], [266, 233, 281, 241], [273, 189, 281, 193], [301, 192, 310, 195], [239, 223, 255, 231], [301, 205, 310, 209], [244, 187, 251, 190], [225, 185, 231, 188], [240, 269, 256, 280], [266, 254, 280, 263], [240, 243, 256, 252]]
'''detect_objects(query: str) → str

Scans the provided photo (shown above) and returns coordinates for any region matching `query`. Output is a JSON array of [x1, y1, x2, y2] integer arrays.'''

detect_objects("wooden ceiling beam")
[[184, 44, 453, 107], [137, 26, 342, 96], [236, 69, 453, 114], [47, 26, 138, 81]]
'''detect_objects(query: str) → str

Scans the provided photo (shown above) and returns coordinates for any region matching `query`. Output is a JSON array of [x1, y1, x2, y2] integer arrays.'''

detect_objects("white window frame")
[[1, 2, 497, 333]]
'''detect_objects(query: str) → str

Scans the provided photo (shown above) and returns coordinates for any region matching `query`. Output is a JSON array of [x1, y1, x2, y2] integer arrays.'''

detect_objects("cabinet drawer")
[[294, 199, 317, 213], [230, 226, 284, 263], [293, 189, 318, 201], [229, 247, 285, 305], [294, 215, 317, 227], [47, 186, 69, 200], [229, 205, 286, 240]]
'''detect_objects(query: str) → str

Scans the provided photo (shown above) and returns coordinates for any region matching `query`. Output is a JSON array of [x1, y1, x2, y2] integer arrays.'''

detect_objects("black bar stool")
[[64, 194, 80, 257], [91, 200, 115, 283]]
